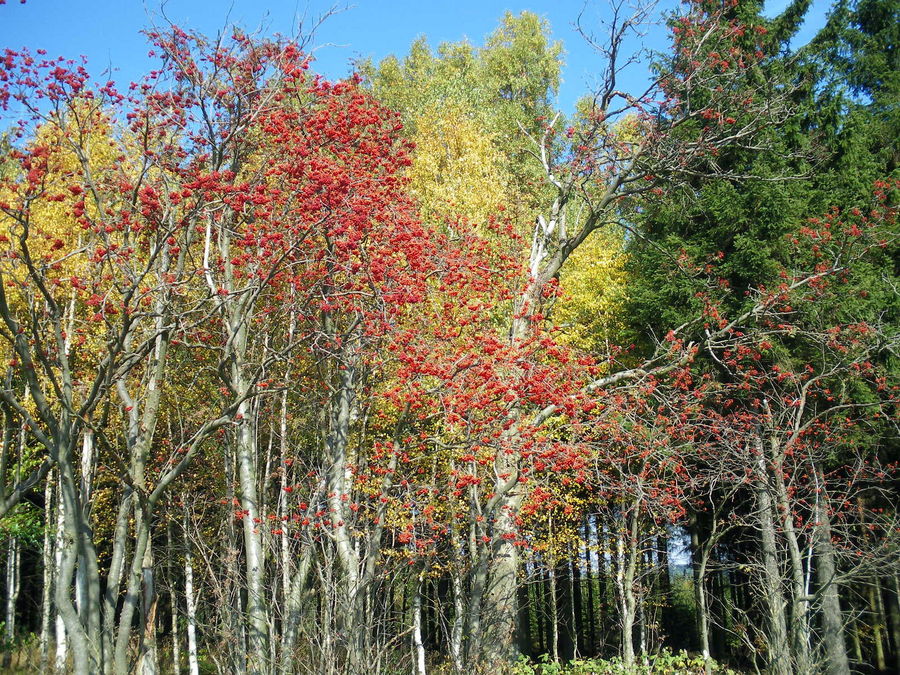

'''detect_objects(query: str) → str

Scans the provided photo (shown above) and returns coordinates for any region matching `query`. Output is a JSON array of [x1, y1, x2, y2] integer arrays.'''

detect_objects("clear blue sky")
[[1, 0, 832, 116]]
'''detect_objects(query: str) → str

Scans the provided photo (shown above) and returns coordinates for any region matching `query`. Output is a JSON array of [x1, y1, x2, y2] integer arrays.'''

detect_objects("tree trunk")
[[549, 563, 559, 663], [692, 523, 713, 675], [771, 442, 811, 674], [56, 436, 101, 675], [482, 500, 522, 665], [168, 522, 180, 675], [615, 504, 640, 668], [235, 398, 270, 675], [412, 579, 427, 675], [184, 516, 199, 675], [448, 559, 465, 671], [870, 582, 886, 672], [888, 573, 900, 675], [517, 579, 531, 657], [557, 559, 575, 661], [813, 466, 850, 675], [139, 544, 159, 675], [3, 535, 19, 668], [281, 550, 313, 674], [571, 557, 582, 659], [585, 523, 596, 656], [755, 446, 791, 675], [54, 477, 68, 675], [40, 477, 54, 672]]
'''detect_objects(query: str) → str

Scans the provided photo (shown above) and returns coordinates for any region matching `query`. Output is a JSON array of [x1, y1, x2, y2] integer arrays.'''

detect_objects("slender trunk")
[[534, 572, 545, 653], [571, 553, 582, 659], [280, 550, 313, 675], [235, 397, 270, 675], [184, 522, 199, 675], [888, 573, 900, 675], [771, 443, 811, 674], [58, 425, 102, 674], [813, 466, 849, 675], [318, 557, 335, 675], [616, 503, 640, 668], [691, 521, 713, 673], [101, 490, 132, 671], [466, 538, 490, 664], [57, 426, 105, 675], [168, 522, 180, 675], [755, 445, 791, 675], [262, 407, 278, 674], [3, 416, 23, 669], [113, 512, 152, 675], [448, 550, 465, 671], [40, 478, 54, 672], [850, 610, 863, 664], [54, 477, 68, 675], [3, 536, 19, 667], [549, 563, 559, 663], [412, 579, 427, 675], [870, 582, 886, 671], [140, 544, 158, 675], [222, 440, 247, 675], [325, 350, 372, 675], [585, 526, 596, 656], [518, 578, 531, 657], [74, 429, 93, 625], [279, 388, 291, 613]]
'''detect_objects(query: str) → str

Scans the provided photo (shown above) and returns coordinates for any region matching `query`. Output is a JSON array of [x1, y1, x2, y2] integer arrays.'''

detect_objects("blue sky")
[[1, 0, 833, 116]]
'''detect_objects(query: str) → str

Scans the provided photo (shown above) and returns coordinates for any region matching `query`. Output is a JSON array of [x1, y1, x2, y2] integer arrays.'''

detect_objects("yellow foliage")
[[555, 225, 628, 352], [406, 101, 511, 227], [0, 108, 133, 387], [2, 107, 119, 279]]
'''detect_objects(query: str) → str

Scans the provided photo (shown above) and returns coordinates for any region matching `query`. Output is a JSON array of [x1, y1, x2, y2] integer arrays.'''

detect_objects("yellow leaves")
[[406, 101, 510, 228], [556, 225, 629, 352], [3, 110, 118, 271], [0, 110, 132, 387], [362, 12, 563, 235], [610, 114, 645, 147], [520, 491, 588, 563]]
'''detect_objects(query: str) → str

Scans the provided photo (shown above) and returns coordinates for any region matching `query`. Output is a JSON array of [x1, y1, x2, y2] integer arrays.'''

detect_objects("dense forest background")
[[0, 0, 897, 673]]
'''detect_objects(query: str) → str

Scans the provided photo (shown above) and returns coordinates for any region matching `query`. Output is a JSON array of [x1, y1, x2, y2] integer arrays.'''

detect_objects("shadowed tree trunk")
[[814, 466, 850, 675]]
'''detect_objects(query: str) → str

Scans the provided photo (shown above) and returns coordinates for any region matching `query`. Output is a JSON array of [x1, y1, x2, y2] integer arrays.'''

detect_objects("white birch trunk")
[[185, 522, 200, 675], [412, 580, 427, 675], [169, 522, 180, 675], [54, 479, 68, 674], [39, 478, 53, 672], [4, 536, 19, 665]]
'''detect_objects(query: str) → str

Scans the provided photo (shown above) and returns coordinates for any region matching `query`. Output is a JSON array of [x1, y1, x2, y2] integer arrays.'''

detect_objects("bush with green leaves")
[[512, 649, 737, 675]]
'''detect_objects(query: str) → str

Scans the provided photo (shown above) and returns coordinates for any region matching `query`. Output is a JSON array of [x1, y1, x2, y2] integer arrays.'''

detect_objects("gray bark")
[[691, 523, 713, 675], [770, 439, 811, 674], [755, 443, 791, 675], [184, 519, 199, 675], [814, 467, 850, 675], [3, 535, 19, 667], [40, 477, 53, 672]]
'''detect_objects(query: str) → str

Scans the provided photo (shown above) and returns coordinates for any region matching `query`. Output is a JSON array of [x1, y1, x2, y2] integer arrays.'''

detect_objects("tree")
[[362, 11, 563, 230]]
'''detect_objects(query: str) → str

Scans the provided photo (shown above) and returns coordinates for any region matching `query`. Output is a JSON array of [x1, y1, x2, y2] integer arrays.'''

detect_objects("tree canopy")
[[0, 2, 898, 675]]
